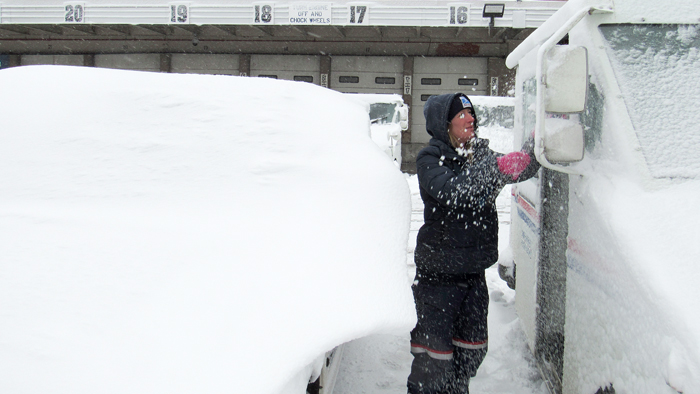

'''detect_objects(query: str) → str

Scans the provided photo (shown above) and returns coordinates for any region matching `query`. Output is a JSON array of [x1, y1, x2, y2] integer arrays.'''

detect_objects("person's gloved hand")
[[497, 151, 531, 180]]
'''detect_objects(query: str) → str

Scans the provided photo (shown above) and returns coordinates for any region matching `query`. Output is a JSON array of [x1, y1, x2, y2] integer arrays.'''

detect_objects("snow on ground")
[[334, 122, 548, 394]]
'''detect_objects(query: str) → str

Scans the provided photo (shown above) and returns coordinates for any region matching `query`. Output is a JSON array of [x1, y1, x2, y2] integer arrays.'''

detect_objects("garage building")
[[0, 0, 564, 172]]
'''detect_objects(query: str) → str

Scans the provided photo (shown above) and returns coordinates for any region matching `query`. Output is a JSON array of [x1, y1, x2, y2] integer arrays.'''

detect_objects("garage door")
[[20, 55, 84, 66], [95, 54, 161, 72], [330, 56, 402, 94], [171, 54, 239, 75], [412, 57, 488, 144], [250, 55, 320, 85]]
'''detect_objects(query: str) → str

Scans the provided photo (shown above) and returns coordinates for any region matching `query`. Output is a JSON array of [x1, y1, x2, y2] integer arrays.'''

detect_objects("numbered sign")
[[289, 3, 331, 25], [170, 4, 190, 23], [490, 77, 499, 96], [253, 4, 274, 24], [348, 5, 369, 24], [448, 5, 469, 25], [403, 75, 412, 96], [64, 3, 85, 23]]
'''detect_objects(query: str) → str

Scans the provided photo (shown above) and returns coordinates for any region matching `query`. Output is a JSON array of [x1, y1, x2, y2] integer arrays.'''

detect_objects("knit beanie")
[[447, 94, 473, 122]]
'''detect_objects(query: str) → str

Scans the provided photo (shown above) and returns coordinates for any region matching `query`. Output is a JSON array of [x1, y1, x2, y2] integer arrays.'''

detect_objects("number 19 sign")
[[170, 4, 189, 23]]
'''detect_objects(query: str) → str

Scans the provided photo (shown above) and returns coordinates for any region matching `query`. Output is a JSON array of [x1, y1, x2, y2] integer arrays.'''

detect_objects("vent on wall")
[[375, 77, 396, 84], [294, 75, 314, 83], [421, 78, 441, 85], [458, 78, 478, 86], [339, 76, 360, 83]]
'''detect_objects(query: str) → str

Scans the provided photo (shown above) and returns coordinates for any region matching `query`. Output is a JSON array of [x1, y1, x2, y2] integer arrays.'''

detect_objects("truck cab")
[[502, 0, 700, 393], [345, 93, 409, 167]]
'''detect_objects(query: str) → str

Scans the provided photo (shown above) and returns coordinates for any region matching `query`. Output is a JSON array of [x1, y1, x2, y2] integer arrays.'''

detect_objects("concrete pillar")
[[487, 57, 516, 97], [9, 55, 21, 67], [84, 54, 95, 67], [320, 55, 331, 88], [401, 56, 421, 174], [159, 53, 172, 73], [402, 56, 414, 143], [238, 54, 251, 76]]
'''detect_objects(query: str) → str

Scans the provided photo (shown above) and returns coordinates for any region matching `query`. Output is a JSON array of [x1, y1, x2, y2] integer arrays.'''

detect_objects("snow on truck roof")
[[0, 66, 416, 393], [345, 93, 405, 105], [505, 0, 700, 69]]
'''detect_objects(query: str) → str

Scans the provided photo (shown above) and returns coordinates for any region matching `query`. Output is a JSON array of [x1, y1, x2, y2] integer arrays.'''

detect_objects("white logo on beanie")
[[460, 96, 472, 108]]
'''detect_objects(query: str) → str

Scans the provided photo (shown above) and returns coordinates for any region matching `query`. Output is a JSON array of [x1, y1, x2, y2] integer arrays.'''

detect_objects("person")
[[407, 93, 540, 394]]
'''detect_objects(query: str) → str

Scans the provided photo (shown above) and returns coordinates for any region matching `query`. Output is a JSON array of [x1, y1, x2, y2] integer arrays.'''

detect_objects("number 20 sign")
[[64, 3, 85, 23]]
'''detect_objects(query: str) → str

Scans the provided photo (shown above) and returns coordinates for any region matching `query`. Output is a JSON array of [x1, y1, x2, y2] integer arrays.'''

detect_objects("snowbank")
[[0, 66, 416, 394]]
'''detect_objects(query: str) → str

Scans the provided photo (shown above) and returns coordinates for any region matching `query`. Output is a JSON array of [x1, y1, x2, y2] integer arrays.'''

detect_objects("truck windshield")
[[600, 24, 700, 179], [369, 103, 398, 125]]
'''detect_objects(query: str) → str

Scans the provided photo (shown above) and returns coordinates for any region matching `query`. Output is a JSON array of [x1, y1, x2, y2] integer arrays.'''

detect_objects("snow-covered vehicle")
[[0, 66, 416, 394], [345, 93, 408, 167], [501, 0, 700, 393]]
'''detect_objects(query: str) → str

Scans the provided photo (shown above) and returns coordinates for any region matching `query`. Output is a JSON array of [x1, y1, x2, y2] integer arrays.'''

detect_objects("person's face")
[[448, 109, 475, 146]]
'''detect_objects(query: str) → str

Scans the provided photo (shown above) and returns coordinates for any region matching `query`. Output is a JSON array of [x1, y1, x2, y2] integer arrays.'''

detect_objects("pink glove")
[[497, 151, 531, 180]]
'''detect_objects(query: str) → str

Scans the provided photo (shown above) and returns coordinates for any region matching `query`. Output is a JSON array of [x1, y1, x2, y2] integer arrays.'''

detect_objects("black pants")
[[407, 273, 489, 394]]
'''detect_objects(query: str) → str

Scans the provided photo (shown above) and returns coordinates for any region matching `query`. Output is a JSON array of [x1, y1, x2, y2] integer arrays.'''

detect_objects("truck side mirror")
[[398, 105, 409, 131], [545, 46, 588, 113], [544, 118, 584, 163], [538, 45, 587, 164]]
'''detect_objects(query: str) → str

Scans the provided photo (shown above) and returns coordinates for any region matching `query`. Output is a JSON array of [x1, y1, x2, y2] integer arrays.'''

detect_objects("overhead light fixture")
[[483, 4, 505, 36], [483, 4, 505, 18]]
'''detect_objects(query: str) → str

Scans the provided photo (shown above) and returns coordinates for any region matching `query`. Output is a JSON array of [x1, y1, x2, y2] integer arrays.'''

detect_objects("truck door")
[[511, 77, 570, 394], [535, 168, 569, 394]]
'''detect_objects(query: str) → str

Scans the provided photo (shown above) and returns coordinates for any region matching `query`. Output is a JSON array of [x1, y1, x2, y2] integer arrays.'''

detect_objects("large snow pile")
[[0, 66, 416, 394]]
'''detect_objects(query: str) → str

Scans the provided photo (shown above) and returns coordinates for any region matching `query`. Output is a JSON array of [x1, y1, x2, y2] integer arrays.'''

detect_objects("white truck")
[[345, 93, 409, 167], [501, 0, 700, 393], [0, 66, 416, 394]]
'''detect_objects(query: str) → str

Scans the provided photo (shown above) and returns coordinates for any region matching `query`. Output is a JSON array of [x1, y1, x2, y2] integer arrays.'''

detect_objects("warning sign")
[[289, 3, 331, 25]]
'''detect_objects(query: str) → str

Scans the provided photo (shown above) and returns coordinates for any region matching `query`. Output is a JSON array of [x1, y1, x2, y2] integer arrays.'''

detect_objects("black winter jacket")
[[415, 93, 540, 280]]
